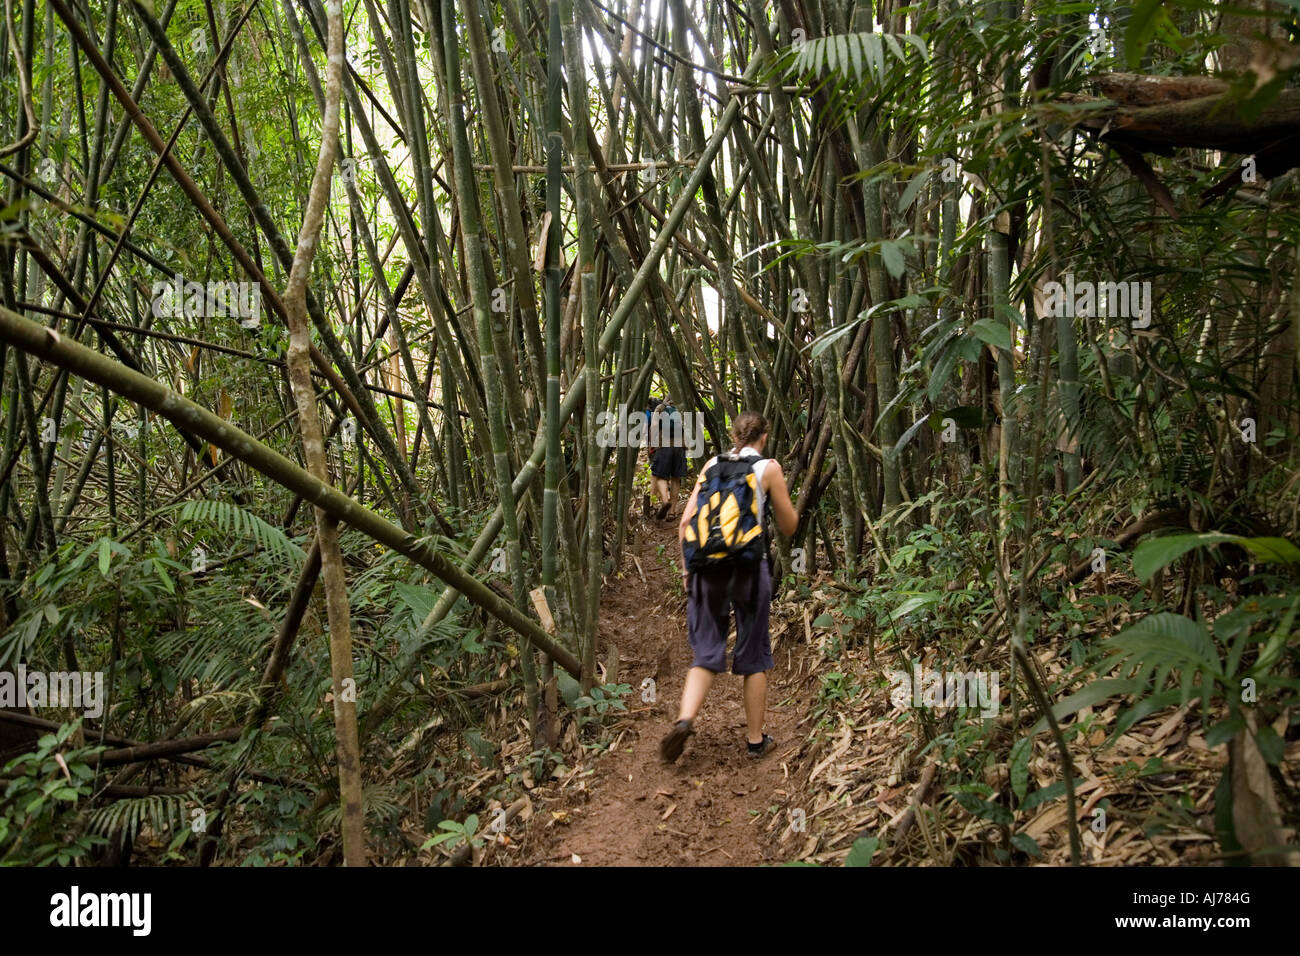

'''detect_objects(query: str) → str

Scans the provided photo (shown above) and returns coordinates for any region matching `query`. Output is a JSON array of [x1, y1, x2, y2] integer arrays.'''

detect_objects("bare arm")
[[678, 476, 704, 545], [763, 461, 798, 538]]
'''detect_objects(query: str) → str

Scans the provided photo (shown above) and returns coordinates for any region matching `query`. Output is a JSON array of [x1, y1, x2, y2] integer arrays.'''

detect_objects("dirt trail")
[[522, 509, 814, 866]]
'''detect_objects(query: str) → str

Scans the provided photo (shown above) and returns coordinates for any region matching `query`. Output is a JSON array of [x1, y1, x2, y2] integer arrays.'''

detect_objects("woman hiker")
[[647, 395, 687, 520], [660, 411, 798, 762]]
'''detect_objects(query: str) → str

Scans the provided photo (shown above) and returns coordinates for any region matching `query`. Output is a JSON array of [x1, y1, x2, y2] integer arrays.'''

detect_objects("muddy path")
[[519, 509, 815, 866]]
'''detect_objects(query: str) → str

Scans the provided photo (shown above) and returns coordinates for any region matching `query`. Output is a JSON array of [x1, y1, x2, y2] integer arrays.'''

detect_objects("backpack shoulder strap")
[[752, 458, 772, 562]]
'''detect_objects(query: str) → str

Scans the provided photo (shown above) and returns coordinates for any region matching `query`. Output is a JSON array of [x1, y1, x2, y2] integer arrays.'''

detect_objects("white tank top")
[[701, 446, 768, 529]]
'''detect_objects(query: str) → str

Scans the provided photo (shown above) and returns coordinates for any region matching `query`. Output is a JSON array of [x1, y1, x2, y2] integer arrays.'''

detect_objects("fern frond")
[[174, 500, 306, 567], [87, 792, 196, 841]]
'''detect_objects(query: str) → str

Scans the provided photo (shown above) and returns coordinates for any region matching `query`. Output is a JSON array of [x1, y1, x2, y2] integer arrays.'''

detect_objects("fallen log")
[[1060, 75, 1300, 206], [91, 730, 242, 767]]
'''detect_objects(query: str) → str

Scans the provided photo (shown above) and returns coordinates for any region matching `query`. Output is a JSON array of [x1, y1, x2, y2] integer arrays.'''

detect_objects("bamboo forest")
[[0, 0, 1297, 881]]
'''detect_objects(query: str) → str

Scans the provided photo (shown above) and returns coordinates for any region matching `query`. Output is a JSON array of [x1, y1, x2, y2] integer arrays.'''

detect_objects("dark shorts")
[[686, 560, 773, 675], [651, 446, 687, 479]]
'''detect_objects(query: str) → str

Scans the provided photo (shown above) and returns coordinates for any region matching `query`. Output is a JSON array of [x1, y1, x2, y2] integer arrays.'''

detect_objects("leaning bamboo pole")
[[0, 302, 584, 679]]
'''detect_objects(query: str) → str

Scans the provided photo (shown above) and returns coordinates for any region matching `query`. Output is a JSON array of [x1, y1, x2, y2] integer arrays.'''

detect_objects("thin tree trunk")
[[278, 0, 364, 866]]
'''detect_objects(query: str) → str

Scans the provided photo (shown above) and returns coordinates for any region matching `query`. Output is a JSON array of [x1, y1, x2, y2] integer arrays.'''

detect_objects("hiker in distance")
[[660, 411, 798, 762], [647, 395, 688, 520]]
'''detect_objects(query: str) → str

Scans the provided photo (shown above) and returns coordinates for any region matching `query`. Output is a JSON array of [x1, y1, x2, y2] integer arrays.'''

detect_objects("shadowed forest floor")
[[517, 508, 817, 866]]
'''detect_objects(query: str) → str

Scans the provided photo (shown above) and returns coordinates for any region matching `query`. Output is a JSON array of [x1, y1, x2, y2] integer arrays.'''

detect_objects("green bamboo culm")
[[561, 0, 602, 694], [438, 0, 541, 734]]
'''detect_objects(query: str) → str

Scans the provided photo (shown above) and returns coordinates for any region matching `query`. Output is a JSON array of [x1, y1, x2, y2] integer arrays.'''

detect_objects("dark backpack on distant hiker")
[[683, 452, 768, 574], [653, 402, 681, 447]]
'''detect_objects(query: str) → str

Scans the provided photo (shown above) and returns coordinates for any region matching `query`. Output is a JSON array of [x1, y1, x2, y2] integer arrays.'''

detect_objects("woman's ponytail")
[[730, 411, 768, 453]]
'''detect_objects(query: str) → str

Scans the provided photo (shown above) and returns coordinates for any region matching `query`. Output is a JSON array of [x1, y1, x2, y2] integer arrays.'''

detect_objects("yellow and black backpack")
[[683, 453, 768, 573]]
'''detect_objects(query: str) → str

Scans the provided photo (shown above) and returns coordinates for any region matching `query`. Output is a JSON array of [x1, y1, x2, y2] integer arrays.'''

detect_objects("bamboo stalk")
[[0, 302, 584, 681]]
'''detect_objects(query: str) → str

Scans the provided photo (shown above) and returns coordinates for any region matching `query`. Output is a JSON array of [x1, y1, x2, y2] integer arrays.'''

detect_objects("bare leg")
[[661, 665, 713, 762], [677, 666, 714, 721], [742, 671, 768, 744]]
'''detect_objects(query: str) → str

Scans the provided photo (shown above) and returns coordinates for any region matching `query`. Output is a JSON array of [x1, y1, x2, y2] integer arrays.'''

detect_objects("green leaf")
[[555, 670, 582, 709], [1237, 536, 1300, 565], [1132, 532, 1238, 582], [845, 835, 879, 866], [938, 405, 986, 429], [879, 241, 906, 279], [994, 302, 1024, 331], [900, 34, 928, 60], [463, 730, 495, 766], [1254, 725, 1284, 766], [393, 582, 436, 620], [808, 321, 860, 361], [890, 592, 941, 621], [896, 168, 931, 215], [1206, 716, 1244, 749], [883, 33, 904, 64], [893, 413, 937, 456], [969, 318, 1011, 352], [1107, 612, 1222, 682], [1114, 688, 1183, 738], [952, 790, 1013, 825], [1125, 0, 1167, 71], [812, 613, 834, 628], [1213, 766, 1243, 863], [927, 345, 959, 402], [861, 33, 880, 79], [154, 563, 175, 594], [1028, 678, 1141, 735], [1020, 781, 1067, 811], [420, 831, 461, 849], [1133, 531, 1299, 583], [175, 500, 306, 566], [1251, 595, 1300, 676], [98, 538, 111, 577], [1009, 737, 1032, 801], [1010, 832, 1041, 858]]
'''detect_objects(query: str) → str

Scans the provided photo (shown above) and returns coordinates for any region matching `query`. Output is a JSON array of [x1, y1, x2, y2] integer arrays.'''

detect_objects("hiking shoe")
[[655, 501, 671, 521], [660, 719, 692, 763], [747, 734, 776, 759]]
